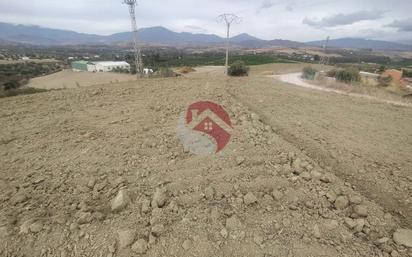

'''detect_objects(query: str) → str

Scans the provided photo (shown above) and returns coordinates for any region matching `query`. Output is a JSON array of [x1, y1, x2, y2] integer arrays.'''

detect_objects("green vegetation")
[[403, 69, 412, 78], [335, 67, 361, 83], [228, 61, 249, 77], [377, 76, 392, 87], [302, 66, 317, 80], [0, 61, 61, 97], [145, 53, 294, 68]]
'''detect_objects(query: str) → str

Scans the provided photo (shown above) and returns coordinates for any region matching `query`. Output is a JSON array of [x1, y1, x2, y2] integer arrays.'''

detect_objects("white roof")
[[92, 61, 130, 67]]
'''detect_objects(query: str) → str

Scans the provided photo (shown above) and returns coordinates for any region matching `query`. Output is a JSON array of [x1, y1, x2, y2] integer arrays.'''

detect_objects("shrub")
[[228, 61, 249, 76], [335, 67, 360, 83], [158, 67, 177, 78], [403, 69, 412, 78], [326, 69, 337, 78], [377, 75, 392, 87], [302, 66, 317, 80]]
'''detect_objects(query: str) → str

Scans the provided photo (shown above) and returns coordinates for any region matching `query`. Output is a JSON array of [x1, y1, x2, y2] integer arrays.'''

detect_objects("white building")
[[92, 61, 130, 72]]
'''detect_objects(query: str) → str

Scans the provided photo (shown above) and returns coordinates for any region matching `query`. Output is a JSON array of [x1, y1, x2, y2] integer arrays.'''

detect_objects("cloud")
[[303, 10, 384, 28], [256, 0, 275, 13], [386, 18, 412, 32]]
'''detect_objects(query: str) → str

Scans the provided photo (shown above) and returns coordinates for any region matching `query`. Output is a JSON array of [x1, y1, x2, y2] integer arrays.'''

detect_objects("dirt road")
[[274, 72, 412, 107], [1, 64, 411, 256]]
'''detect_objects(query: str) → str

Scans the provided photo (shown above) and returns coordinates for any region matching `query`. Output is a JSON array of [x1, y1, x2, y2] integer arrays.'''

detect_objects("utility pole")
[[319, 36, 330, 71], [218, 14, 241, 75], [123, 0, 144, 78]]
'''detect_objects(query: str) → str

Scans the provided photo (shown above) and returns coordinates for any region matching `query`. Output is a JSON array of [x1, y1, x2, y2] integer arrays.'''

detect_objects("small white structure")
[[143, 68, 154, 75], [21, 56, 30, 60], [93, 61, 130, 72]]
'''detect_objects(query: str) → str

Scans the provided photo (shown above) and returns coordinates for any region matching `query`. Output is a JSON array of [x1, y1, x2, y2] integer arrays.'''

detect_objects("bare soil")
[[0, 64, 411, 257]]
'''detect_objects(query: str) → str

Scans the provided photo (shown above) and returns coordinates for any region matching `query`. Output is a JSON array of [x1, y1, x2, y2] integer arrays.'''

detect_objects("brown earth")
[[0, 64, 411, 257]]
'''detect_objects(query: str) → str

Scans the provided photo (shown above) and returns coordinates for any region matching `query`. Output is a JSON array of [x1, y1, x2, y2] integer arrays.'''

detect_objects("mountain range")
[[1, 21, 411, 51]]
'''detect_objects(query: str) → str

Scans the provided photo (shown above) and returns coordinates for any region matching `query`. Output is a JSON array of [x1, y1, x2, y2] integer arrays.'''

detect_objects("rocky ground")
[[0, 65, 411, 257]]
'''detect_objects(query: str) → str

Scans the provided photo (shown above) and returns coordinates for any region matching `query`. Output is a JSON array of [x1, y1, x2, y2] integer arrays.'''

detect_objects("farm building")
[[93, 61, 130, 72], [71, 61, 130, 72], [71, 61, 89, 71]]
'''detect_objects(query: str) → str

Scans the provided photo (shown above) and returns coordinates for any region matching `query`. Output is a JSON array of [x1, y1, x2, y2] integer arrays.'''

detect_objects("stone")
[[220, 228, 228, 238], [313, 224, 321, 239], [111, 189, 130, 212], [300, 172, 312, 181], [349, 195, 362, 205], [353, 205, 368, 217], [226, 216, 242, 231], [236, 156, 245, 166], [182, 239, 192, 250], [141, 199, 151, 214], [343, 217, 356, 229], [326, 190, 337, 203], [77, 212, 93, 224], [254, 234, 264, 245], [151, 224, 164, 237], [334, 196, 349, 210], [204, 186, 215, 200], [393, 228, 412, 248], [118, 229, 136, 249], [152, 188, 167, 208], [131, 239, 148, 254], [292, 158, 304, 175], [391, 250, 400, 257], [29, 221, 43, 233], [272, 189, 283, 201], [354, 219, 365, 232], [375, 237, 390, 245], [243, 192, 258, 205]]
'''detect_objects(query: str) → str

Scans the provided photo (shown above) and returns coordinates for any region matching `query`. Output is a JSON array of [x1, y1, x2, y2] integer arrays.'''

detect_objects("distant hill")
[[1, 22, 411, 51], [308, 38, 412, 51]]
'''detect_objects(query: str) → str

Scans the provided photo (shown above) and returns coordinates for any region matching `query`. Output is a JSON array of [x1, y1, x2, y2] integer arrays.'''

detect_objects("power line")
[[123, 0, 144, 78], [217, 13, 242, 75]]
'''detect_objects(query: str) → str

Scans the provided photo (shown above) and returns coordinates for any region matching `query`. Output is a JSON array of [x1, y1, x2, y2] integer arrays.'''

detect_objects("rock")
[[391, 250, 400, 257], [111, 189, 130, 212], [12, 193, 29, 205], [151, 224, 164, 237], [77, 212, 93, 224], [182, 239, 192, 250], [226, 216, 242, 231], [220, 228, 228, 238], [349, 195, 362, 205], [375, 237, 390, 245], [29, 221, 43, 233], [243, 192, 258, 205], [236, 156, 245, 166], [254, 234, 264, 245], [343, 217, 356, 229], [118, 229, 136, 249], [393, 228, 412, 248], [204, 186, 215, 200], [326, 190, 337, 203], [300, 172, 311, 181], [141, 199, 151, 214], [19, 220, 32, 234], [353, 205, 368, 217], [313, 224, 321, 239], [292, 158, 304, 175], [131, 239, 148, 254], [354, 219, 365, 232], [334, 196, 349, 210], [272, 189, 283, 201], [87, 178, 96, 189], [320, 174, 333, 183], [152, 188, 167, 208]]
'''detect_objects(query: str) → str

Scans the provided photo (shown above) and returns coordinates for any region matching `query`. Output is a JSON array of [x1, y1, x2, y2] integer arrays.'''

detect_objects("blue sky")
[[0, 0, 411, 41]]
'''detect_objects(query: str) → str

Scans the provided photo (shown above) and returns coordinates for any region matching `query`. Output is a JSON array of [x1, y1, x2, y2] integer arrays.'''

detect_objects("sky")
[[0, 0, 411, 42]]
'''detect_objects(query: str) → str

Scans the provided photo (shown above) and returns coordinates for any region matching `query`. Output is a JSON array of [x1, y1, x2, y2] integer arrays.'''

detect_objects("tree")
[[228, 61, 249, 76]]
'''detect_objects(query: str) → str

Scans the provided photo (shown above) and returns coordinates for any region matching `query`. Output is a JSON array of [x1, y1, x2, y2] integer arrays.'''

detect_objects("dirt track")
[[0, 64, 411, 256]]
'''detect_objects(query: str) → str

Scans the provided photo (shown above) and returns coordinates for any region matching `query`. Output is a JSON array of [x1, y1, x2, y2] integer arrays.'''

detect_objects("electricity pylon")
[[218, 14, 242, 75], [123, 0, 144, 78], [319, 36, 330, 70]]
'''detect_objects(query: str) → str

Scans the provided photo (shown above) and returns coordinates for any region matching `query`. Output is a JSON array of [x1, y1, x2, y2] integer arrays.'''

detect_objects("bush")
[[335, 67, 360, 83], [378, 75, 392, 87], [326, 69, 337, 78], [302, 66, 317, 80], [228, 61, 249, 76], [158, 67, 177, 78]]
